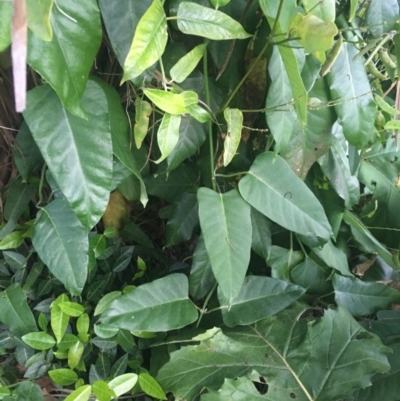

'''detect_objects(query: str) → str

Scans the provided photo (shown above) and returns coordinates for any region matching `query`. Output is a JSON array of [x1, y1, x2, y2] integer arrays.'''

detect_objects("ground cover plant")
[[1, 0, 400, 400]]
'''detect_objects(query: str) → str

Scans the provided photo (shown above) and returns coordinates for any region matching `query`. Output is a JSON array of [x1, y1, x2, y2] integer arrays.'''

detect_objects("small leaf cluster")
[[1, 0, 400, 400]]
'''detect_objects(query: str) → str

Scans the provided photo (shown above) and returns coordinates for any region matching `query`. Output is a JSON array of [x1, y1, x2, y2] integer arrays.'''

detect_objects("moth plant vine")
[[1, 0, 400, 400]]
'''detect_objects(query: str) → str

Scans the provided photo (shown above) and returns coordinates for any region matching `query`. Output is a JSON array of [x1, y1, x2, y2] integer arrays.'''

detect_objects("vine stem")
[[196, 281, 218, 328], [203, 40, 216, 191]]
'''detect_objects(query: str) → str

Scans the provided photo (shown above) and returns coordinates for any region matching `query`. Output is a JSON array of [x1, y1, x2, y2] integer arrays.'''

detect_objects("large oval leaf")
[[100, 274, 198, 331], [27, 0, 102, 118], [122, 0, 167, 82], [177, 2, 251, 40], [23, 81, 113, 230], [32, 199, 88, 295], [326, 42, 376, 148], [238, 152, 332, 247], [198, 188, 252, 304]]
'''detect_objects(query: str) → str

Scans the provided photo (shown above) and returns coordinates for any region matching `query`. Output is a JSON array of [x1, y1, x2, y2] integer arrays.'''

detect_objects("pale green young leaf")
[[0, 283, 38, 338], [139, 373, 167, 400], [68, 340, 84, 370], [170, 43, 207, 83], [51, 294, 70, 343], [303, 0, 335, 22], [384, 120, 400, 130], [210, 0, 231, 7], [64, 384, 91, 401], [26, 0, 53, 41], [122, 0, 167, 82], [155, 113, 181, 164], [0, 231, 24, 250], [223, 108, 243, 166], [94, 291, 122, 316], [143, 89, 187, 114], [58, 302, 85, 317], [100, 274, 198, 331], [92, 380, 114, 401], [134, 98, 152, 149], [198, 188, 252, 304], [375, 95, 400, 116], [0, 2, 12, 52], [49, 368, 78, 386], [349, 0, 358, 21], [177, 2, 251, 40], [108, 373, 138, 397], [77, 313, 90, 335], [22, 332, 56, 350], [238, 152, 332, 247]]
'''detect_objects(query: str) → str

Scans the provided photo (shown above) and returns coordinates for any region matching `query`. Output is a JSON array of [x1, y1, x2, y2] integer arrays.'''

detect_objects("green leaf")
[[250, 208, 271, 260], [122, 0, 167, 82], [366, 0, 399, 37], [170, 43, 207, 83], [14, 381, 43, 401], [49, 368, 78, 386], [27, 0, 102, 118], [223, 108, 243, 167], [259, 0, 296, 32], [89, 235, 106, 259], [26, 0, 53, 41], [51, 294, 70, 343], [92, 381, 114, 401], [32, 198, 88, 295], [177, 2, 251, 40], [167, 118, 207, 173], [375, 94, 400, 116], [94, 292, 123, 317], [218, 276, 305, 327], [108, 373, 138, 398], [202, 375, 265, 401], [166, 192, 199, 247], [100, 274, 198, 331], [139, 373, 167, 400], [94, 324, 119, 339], [0, 283, 37, 338], [24, 81, 113, 230], [157, 305, 390, 401], [134, 98, 152, 149], [0, 231, 24, 250], [58, 302, 85, 317], [155, 113, 181, 164], [0, 1, 12, 52], [64, 385, 92, 401], [0, 179, 37, 240], [210, 0, 231, 7], [326, 42, 376, 148], [68, 340, 84, 370], [198, 188, 252, 304], [384, 119, 400, 130], [333, 274, 400, 316], [189, 235, 216, 301], [349, 0, 358, 21], [77, 313, 89, 335], [22, 332, 56, 351], [303, 0, 335, 22], [238, 152, 332, 247], [143, 89, 188, 114]]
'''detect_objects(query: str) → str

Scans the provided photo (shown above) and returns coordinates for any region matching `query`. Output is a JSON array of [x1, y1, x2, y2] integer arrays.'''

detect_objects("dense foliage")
[[1, 0, 400, 400]]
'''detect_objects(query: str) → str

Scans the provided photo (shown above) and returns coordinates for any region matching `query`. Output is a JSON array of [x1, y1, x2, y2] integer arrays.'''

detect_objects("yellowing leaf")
[[143, 89, 187, 114], [134, 98, 152, 149], [102, 191, 130, 237], [170, 43, 207, 83], [155, 113, 181, 164], [223, 108, 243, 166]]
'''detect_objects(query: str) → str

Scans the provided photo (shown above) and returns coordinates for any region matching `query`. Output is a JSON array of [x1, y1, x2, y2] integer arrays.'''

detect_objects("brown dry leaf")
[[102, 190, 130, 236], [352, 254, 377, 277], [11, 0, 27, 112]]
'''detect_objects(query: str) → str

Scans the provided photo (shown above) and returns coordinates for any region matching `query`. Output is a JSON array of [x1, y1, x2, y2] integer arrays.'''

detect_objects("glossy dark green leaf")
[[24, 82, 113, 230], [166, 192, 199, 247], [27, 0, 102, 118], [267, 246, 304, 281], [333, 274, 400, 316], [189, 235, 215, 301], [121, 223, 154, 248], [0, 179, 37, 240], [157, 304, 390, 401], [281, 78, 333, 179], [198, 188, 252, 304], [366, 0, 399, 37], [0, 1, 12, 51], [14, 381, 43, 401], [0, 283, 37, 337], [218, 276, 305, 327], [167, 118, 206, 172], [12, 122, 43, 181], [100, 274, 198, 331], [239, 152, 332, 247], [358, 144, 400, 248], [122, 0, 167, 82], [98, 0, 152, 66], [326, 42, 376, 148], [32, 198, 88, 295], [177, 2, 251, 40], [26, 0, 53, 41], [250, 208, 271, 260]]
